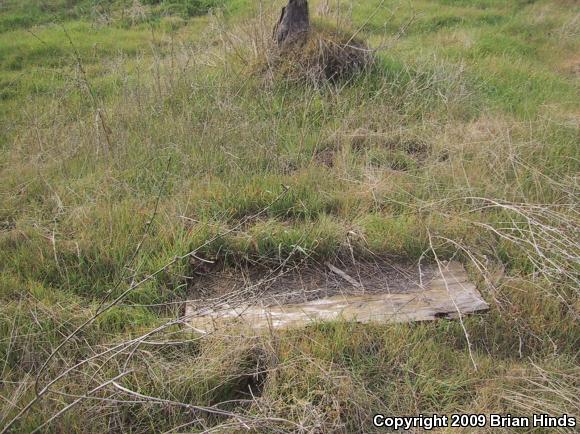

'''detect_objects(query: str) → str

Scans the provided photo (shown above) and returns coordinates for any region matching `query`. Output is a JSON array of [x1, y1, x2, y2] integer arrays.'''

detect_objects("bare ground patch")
[[185, 259, 489, 332], [188, 258, 437, 306]]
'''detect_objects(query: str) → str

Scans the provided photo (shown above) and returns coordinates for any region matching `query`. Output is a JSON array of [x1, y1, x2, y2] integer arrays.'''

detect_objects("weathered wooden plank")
[[184, 262, 489, 333]]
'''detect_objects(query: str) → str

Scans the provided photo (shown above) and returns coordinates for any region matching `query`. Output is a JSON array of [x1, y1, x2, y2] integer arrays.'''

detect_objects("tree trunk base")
[[274, 0, 310, 47]]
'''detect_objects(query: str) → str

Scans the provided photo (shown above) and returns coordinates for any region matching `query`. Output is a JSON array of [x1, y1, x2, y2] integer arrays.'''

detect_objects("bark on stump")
[[275, 0, 310, 47]]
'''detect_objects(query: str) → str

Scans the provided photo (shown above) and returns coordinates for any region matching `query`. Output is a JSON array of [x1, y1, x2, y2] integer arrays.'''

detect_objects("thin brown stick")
[[30, 371, 132, 434]]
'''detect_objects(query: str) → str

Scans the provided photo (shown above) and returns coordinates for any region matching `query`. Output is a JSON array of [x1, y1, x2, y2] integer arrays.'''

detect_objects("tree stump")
[[275, 0, 310, 47]]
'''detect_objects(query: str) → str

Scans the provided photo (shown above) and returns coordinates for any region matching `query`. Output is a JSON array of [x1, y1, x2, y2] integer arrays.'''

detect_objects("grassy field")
[[0, 0, 578, 432]]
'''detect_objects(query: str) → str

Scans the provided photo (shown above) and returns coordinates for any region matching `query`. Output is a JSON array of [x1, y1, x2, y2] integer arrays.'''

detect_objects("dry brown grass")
[[1, 1, 578, 433], [263, 25, 373, 85]]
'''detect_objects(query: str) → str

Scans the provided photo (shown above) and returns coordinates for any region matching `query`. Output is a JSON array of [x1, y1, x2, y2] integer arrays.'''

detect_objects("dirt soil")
[[189, 259, 439, 307]]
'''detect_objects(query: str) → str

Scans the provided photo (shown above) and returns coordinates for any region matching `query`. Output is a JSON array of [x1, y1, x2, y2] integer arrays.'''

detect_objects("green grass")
[[0, 0, 578, 432], [0, 0, 227, 32]]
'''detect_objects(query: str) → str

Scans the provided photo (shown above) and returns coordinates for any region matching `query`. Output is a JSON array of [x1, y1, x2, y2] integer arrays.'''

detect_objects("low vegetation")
[[0, 0, 578, 432]]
